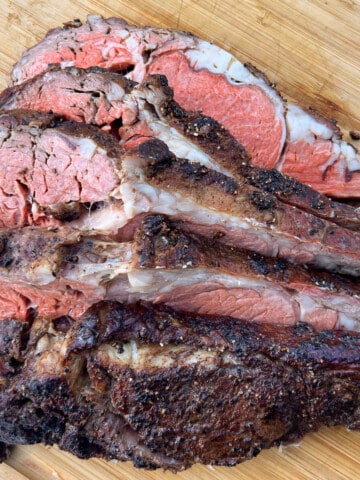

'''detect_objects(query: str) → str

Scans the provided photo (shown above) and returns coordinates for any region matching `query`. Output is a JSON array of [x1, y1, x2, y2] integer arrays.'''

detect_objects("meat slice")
[[0, 110, 124, 229], [121, 138, 360, 276], [2, 99, 360, 278], [10, 16, 286, 172], [0, 65, 136, 127], [3, 68, 359, 229], [2, 216, 360, 331], [1, 301, 360, 470], [125, 75, 360, 230], [10, 15, 360, 198], [125, 215, 360, 330]]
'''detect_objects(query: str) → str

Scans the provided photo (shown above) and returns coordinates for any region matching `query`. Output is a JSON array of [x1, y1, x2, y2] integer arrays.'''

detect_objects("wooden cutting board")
[[1, 1, 360, 479]]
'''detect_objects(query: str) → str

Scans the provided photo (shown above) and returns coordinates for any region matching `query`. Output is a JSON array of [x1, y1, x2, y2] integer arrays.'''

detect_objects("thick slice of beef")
[[125, 214, 360, 330], [10, 16, 286, 173], [121, 138, 360, 276], [2, 107, 360, 277], [124, 75, 360, 230], [3, 69, 359, 230], [10, 15, 360, 198], [0, 110, 124, 229], [0, 65, 136, 127], [1, 301, 360, 470], [2, 216, 360, 331]]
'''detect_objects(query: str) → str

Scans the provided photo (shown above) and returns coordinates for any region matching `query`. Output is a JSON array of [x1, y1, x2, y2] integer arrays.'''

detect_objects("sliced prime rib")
[[122, 138, 360, 276], [123, 75, 360, 230], [2, 106, 360, 275], [1, 215, 360, 331], [1, 301, 360, 470], [10, 15, 360, 198], [2, 71, 360, 231]]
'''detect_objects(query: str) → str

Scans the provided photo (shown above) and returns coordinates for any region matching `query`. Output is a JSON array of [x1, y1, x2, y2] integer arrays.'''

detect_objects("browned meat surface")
[[1, 301, 360, 471], [122, 138, 360, 276]]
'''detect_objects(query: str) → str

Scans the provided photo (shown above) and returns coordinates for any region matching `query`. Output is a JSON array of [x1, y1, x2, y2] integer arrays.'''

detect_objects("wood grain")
[[1, 1, 360, 479]]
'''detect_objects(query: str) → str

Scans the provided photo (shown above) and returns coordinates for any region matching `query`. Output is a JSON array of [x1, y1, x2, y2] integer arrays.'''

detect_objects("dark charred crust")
[[247, 190, 276, 211], [44, 200, 107, 222], [244, 166, 307, 198], [242, 164, 360, 229], [138, 138, 173, 164], [308, 270, 359, 296], [247, 252, 287, 277], [0, 319, 30, 359], [0, 228, 65, 278], [138, 140, 239, 196], [144, 74, 174, 99], [44, 202, 82, 222], [63, 18, 83, 29], [0, 237, 12, 268], [2, 301, 360, 470], [53, 316, 74, 333], [135, 214, 204, 269]]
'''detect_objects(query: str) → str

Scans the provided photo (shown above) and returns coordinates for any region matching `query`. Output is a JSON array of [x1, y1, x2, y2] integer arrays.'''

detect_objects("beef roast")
[[1, 215, 360, 331], [10, 14, 360, 198], [1, 301, 360, 471], [2, 14, 360, 471], [4, 70, 359, 230], [3, 96, 360, 276]]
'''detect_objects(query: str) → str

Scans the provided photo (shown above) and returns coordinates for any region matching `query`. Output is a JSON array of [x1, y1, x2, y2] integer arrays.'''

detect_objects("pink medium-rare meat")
[[10, 15, 360, 198], [0, 66, 137, 127], [1, 216, 360, 330], [0, 110, 124, 229], [0, 282, 86, 322], [2, 300, 360, 470]]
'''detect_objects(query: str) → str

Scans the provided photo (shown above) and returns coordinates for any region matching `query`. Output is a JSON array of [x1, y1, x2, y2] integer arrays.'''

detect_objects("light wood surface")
[[1, 1, 360, 479]]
